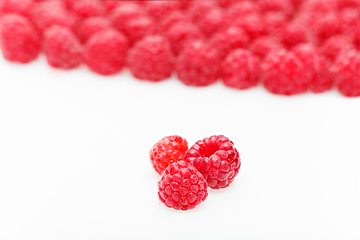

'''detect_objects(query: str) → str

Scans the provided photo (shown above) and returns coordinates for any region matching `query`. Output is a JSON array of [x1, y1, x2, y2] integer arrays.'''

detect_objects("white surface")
[[0, 56, 360, 240]]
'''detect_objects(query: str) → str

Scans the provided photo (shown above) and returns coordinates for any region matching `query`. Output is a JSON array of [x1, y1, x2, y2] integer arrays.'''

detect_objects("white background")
[[1, 56, 360, 240]]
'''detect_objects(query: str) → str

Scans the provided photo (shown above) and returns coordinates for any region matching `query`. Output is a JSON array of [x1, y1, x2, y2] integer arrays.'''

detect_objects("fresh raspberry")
[[258, 0, 294, 16], [227, 1, 260, 19], [159, 11, 188, 32], [208, 26, 250, 60], [352, 24, 360, 50], [312, 12, 342, 43], [185, 135, 241, 189], [264, 11, 288, 36], [43, 26, 82, 69], [300, 0, 338, 14], [0, 0, 34, 18], [340, 7, 360, 34], [261, 50, 309, 95], [320, 35, 355, 62], [292, 44, 332, 93], [123, 16, 158, 44], [217, 0, 238, 9], [76, 17, 112, 44], [196, 8, 229, 37], [102, 1, 125, 13], [158, 161, 208, 211], [128, 35, 173, 82], [84, 29, 128, 75], [235, 14, 266, 40], [145, 1, 179, 21], [176, 40, 220, 87], [109, 3, 145, 33], [72, 0, 105, 19], [0, 14, 40, 63], [186, 1, 217, 23], [165, 21, 203, 56], [332, 50, 360, 97], [150, 135, 188, 175], [221, 49, 260, 90], [337, 0, 360, 10], [280, 22, 308, 49], [250, 36, 283, 60]]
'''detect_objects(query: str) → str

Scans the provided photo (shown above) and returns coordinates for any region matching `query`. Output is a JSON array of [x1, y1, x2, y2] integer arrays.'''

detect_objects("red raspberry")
[[185, 135, 241, 189], [340, 7, 360, 34], [217, 0, 238, 9], [128, 35, 173, 82], [159, 11, 188, 32], [0, 0, 34, 18], [280, 22, 308, 49], [258, 0, 294, 16], [176, 40, 220, 87], [264, 11, 288, 36], [109, 3, 145, 33], [43, 26, 82, 69], [0, 14, 40, 63], [312, 12, 342, 43], [352, 24, 360, 50], [227, 1, 260, 19], [165, 21, 203, 56], [123, 16, 158, 44], [72, 0, 105, 19], [261, 50, 309, 95], [84, 29, 128, 75], [186, 1, 217, 23], [102, 1, 125, 13], [337, 0, 360, 10], [158, 161, 208, 211], [300, 0, 338, 14], [196, 8, 229, 37], [221, 49, 260, 90], [76, 17, 112, 44], [332, 50, 360, 97], [320, 35, 355, 62], [250, 36, 283, 60], [145, 1, 179, 21], [150, 135, 188, 175], [235, 14, 266, 40], [292, 44, 332, 93], [208, 26, 250, 60]]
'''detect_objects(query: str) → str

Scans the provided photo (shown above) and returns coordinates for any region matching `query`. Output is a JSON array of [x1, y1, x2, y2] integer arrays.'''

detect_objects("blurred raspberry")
[[217, 0, 238, 9], [261, 50, 308, 95], [72, 0, 105, 19], [196, 8, 229, 37], [264, 11, 288, 36], [258, 0, 294, 16], [109, 3, 145, 33], [145, 1, 179, 21], [159, 11, 188, 32], [250, 36, 283, 60], [281, 22, 308, 49], [186, 1, 217, 23], [176, 41, 220, 87], [221, 49, 260, 90], [312, 12, 342, 43], [208, 26, 250, 60], [235, 14, 266, 40], [320, 35, 355, 62], [0, 0, 34, 18], [128, 35, 173, 82], [332, 50, 360, 97], [300, 0, 338, 14], [292, 44, 332, 93], [76, 17, 112, 44], [227, 1, 260, 19], [150, 135, 188, 175], [43, 26, 82, 69], [0, 14, 40, 63], [339, 7, 360, 34], [84, 29, 128, 75], [123, 16, 158, 44]]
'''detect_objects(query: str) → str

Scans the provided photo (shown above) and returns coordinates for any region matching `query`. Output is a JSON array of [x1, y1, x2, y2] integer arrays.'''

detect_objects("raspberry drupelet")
[[122, 16, 158, 45], [158, 161, 208, 211], [128, 35, 173, 82], [185, 135, 241, 189], [150, 135, 188, 175], [72, 0, 105, 19]]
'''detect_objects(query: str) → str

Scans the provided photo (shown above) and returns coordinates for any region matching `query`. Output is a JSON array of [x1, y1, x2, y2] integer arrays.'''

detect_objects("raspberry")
[[0, 0, 34, 18], [280, 22, 308, 49], [109, 3, 144, 33], [320, 34, 355, 62], [158, 161, 208, 211], [186, 1, 217, 23], [292, 44, 332, 93], [235, 14, 266, 40], [217, 0, 237, 9], [185, 135, 241, 189], [312, 12, 342, 43], [72, 0, 105, 19], [128, 35, 173, 82], [227, 1, 260, 19], [261, 50, 308, 95], [250, 36, 283, 60], [208, 26, 250, 60], [76, 17, 112, 44], [264, 11, 288, 36], [332, 50, 360, 97], [300, 0, 338, 14], [150, 135, 188, 175], [0, 14, 40, 63], [196, 8, 229, 37], [165, 21, 203, 56], [43, 26, 82, 69], [84, 29, 128, 75], [102, 1, 125, 13], [221, 49, 260, 90], [176, 41, 220, 87], [123, 16, 158, 44], [258, 0, 294, 16], [145, 1, 179, 21], [159, 11, 188, 32], [340, 7, 360, 34]]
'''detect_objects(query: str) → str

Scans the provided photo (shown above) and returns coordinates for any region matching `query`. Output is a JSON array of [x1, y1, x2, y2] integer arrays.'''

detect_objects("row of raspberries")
[[1, 0, 360, 97], [150, 135, 241, 211]]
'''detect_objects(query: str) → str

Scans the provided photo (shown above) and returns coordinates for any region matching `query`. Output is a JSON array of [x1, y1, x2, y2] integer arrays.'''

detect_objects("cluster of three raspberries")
[[150, 135, 241, 211]]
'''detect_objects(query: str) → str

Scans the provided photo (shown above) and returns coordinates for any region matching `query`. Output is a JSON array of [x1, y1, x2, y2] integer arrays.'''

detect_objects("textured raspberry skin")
[[123, 16, 158, 44], [264, 11, 287, 36], [280, 22, 308, 49], [320, 35, 355, 62], [196, 8, 229, 37], [261, 50, 309, 95], [150, 135, 188, 175], [109, 3, 144, 33], [165, 21, 203, 56], [176, 41, 220, 87], [158, 161, 208, 211], [186, 1, 217, 23], [208, 26, 250, 60], [84, 29, 128, 75], [72, 0, 105, 19], [258, 0, 294, 16], [0, 0, 34, 18], [185, 135, 241, 189], [43, 26, 82, 69], [76, 17, 112, 44], [250, 36, 283, 60], [0, 14, 40, 63], [292, 44, 332, 93], [145, 1, 179, 21], [221, 49, 260, 90], [159, 11, 188, 32], [312, 12, 342, 43], [227, 1, 260, 19], [235, 14, 266, 40], [128, 35, 173, 82], [332, 51, 360, 97], [340, 7, 360, 35]]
